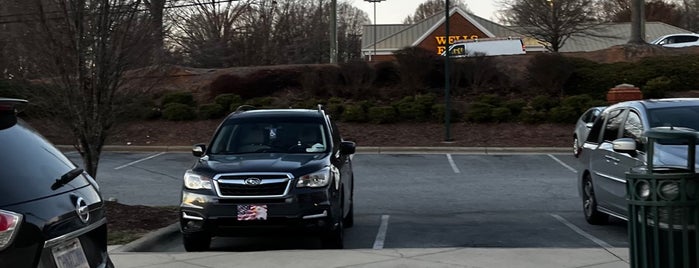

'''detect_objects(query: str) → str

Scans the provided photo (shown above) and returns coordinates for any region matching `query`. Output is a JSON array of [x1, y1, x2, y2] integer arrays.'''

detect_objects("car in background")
[[443, 37, 526, 57], [650, 33, 699, 48], [574, 106, 605, 157], [577, 98, 699, 224], [0, 98, 112, 267], [179, 105, 356, 251]]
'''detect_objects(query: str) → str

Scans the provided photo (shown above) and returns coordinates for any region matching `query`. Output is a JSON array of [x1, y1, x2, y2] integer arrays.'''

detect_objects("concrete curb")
[[111, 223, 180, 253], [58, 145, 571, 154]]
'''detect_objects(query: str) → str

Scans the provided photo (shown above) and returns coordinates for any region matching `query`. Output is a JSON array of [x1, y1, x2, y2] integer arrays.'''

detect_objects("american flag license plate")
[[237, 205, 268, 221], [52, 238, 89, 268]]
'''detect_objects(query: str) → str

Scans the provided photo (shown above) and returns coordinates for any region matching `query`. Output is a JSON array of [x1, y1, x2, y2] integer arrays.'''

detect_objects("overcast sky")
[[350, 0, 502, 24]]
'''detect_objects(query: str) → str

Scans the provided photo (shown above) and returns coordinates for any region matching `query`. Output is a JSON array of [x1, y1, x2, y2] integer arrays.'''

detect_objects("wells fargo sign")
[[435, 35, 479, 54]]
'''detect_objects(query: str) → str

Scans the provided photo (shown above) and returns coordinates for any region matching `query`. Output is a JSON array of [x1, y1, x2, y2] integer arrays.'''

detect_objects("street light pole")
[[365, 0, 385, 61], [444, 0, 452, 141], [330, 0, 337, 63]]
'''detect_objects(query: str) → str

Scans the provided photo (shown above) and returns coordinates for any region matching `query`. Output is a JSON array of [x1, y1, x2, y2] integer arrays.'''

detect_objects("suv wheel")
[[582, 175, 608, 225], [343, 190, 354, 228], [183, 233, 211, 252], [322, 193, 344, 249]]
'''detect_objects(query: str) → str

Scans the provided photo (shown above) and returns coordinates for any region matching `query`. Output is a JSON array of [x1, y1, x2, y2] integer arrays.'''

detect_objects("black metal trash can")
[[627, 129, 699, 268]]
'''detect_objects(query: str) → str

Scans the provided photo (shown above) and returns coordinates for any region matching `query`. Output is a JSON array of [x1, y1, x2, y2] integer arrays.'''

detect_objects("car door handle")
[[604, 155, 620, 163]]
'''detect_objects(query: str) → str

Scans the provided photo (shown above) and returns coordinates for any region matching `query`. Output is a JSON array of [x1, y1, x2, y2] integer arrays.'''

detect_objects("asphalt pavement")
[[75, 146, 632, 268]]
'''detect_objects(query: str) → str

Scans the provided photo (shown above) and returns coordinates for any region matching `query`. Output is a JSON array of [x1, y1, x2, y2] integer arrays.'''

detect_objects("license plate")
[[52, 238, 89, 268], [237, 205, 268, 221]]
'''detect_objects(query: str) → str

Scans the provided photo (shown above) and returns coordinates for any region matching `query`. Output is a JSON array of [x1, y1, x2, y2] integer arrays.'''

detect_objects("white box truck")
[[443, 37, 526, 57]]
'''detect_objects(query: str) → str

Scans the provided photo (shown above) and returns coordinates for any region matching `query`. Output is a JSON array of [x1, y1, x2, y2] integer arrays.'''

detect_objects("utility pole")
[[364, 0, 385, 61], [629, 0, 646, 44], [444, 0, 452, 142], [330, 0, 338, 63]]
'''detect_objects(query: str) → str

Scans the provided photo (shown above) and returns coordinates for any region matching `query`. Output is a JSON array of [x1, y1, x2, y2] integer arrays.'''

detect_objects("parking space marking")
[[550, 213, 616, 250], [446, 154, 461, 174], [372, 215, 390, 249], [63, 151, 79, 156], [547, 154, 577, 173], [114, 152, 167, 170]]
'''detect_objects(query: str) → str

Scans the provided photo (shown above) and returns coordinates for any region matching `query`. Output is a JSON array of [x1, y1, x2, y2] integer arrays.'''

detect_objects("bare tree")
[[12, 0, 156, 177], [500, 0, 600, 52], [597, 0, 683, 27], [681, 0, 699, 31], [403, 0, 470, 24]]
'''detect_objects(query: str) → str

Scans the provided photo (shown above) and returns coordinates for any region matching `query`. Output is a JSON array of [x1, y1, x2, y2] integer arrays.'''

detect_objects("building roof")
[[361, 7, 696, 54], [556, 22, 693, 52]]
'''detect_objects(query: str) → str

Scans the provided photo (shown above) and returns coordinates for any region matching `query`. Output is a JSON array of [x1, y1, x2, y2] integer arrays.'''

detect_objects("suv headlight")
[[297, 167, 331, 188], [184, 170, 212, 190]]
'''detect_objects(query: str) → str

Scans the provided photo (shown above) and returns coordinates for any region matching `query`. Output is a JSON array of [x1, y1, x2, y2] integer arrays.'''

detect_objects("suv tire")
[[582, 175, 608, 225], [183, 233, 211, 252]]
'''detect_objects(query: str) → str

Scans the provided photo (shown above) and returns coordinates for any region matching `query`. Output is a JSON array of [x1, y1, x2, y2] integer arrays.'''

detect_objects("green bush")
[[143, 108, 162, 120], [162, 91, 196, 107], [162, 103, 196, 121], [530, 95, 559, 111], [342, 104, 368, 122], [643, 76, 673, 99], [503, 99, 527, 116], [474, 94, 503, 106], [549, 105, 579, 123], [327, 102, 345, 120], [198, 103, 225, 119], [519, 106, 547, 124], [368, 106, 398, 124], [465, 102, 495, 123], [491, 107, 512, 122], [214, 94, 243, 112]]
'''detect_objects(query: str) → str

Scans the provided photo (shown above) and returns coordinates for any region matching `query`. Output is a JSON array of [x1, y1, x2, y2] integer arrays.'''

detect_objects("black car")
[[179, 106, 356, 251], [0, 98, 112, 267]]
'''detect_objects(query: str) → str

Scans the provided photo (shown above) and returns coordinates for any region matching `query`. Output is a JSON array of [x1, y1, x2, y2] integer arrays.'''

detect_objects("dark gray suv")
[[179, 106, 356, 251], [577, 98, 699, 224]]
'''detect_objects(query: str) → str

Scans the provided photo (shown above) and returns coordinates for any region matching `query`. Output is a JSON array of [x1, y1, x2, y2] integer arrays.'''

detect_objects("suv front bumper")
[[180, 188, 338, 236]]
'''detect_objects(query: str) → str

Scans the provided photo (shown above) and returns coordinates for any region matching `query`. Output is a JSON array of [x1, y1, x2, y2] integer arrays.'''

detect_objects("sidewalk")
[[107, 224, 629, 268], [109, 247, 629, 268]]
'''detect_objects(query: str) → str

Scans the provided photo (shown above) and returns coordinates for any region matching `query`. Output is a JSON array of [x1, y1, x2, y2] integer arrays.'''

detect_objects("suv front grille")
[[214, 173, 292, 198]]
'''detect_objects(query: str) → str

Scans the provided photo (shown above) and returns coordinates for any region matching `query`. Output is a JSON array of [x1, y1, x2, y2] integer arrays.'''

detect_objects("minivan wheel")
[[183, 233, 211, 252], [582, 175, 608, 225]]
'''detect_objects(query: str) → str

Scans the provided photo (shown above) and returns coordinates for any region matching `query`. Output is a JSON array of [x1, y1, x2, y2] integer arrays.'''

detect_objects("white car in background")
[[651, 33, 699, 48]]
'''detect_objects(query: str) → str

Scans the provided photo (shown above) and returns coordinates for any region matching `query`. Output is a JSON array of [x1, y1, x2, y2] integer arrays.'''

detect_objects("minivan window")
[[648, 106, 699, 131], [603, 109, 625, 142], [623, 111, 645, 152]]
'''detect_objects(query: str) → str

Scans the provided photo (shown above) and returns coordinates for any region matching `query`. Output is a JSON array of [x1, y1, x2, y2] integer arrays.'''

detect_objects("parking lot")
[[66, 151, 629, 252]]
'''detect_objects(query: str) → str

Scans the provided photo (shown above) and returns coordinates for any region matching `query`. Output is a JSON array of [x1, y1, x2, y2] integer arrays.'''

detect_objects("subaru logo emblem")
[[244, 178, 261, 185], [75, 197, 89, 224]]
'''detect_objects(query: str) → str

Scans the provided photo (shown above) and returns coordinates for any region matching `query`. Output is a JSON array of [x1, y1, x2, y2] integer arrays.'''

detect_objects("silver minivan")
[[577, 98, 699, 224]]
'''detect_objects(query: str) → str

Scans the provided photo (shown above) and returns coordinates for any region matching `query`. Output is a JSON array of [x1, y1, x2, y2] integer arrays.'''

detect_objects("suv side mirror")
[[192, 144, 206, 157], [340, 141, 356, 155]]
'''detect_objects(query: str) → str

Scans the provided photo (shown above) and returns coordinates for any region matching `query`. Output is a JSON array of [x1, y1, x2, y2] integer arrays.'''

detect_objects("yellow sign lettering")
[[435, 36, 447, 45]]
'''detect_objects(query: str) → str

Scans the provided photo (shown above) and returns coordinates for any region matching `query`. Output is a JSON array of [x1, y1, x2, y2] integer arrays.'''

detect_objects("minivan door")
[[590, 108, 628, 216]]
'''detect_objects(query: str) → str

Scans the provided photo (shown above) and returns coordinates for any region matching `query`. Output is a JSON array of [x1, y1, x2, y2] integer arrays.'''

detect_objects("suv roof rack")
[[0, 98, 28, 113], [233, 105, 256, 114]]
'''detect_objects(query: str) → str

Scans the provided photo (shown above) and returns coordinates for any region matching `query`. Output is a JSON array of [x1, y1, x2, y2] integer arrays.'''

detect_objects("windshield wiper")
[[51, 168, 84, 190]]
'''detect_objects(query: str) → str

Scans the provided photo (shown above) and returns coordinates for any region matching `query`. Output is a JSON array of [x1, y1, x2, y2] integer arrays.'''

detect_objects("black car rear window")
[[0, 120, 81, 205]]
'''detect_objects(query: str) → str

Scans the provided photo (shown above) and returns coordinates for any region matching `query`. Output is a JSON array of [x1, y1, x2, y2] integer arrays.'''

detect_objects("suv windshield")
[[210, 119, 329, 154]]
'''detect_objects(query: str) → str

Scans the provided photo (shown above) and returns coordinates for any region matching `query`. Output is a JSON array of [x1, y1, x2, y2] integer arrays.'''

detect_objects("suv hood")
[[195, 153, 329, 175], [653, 144, 699, 171]]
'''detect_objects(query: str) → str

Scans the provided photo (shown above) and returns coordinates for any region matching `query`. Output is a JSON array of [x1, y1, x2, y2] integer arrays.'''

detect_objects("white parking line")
[[550, 213, 613, 249], [547, 154, 577, 173], [446, 154, 461, 174], [63, 151, 79, 156], [114, 152, 166, 170], [372, 215, 390, 249]]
